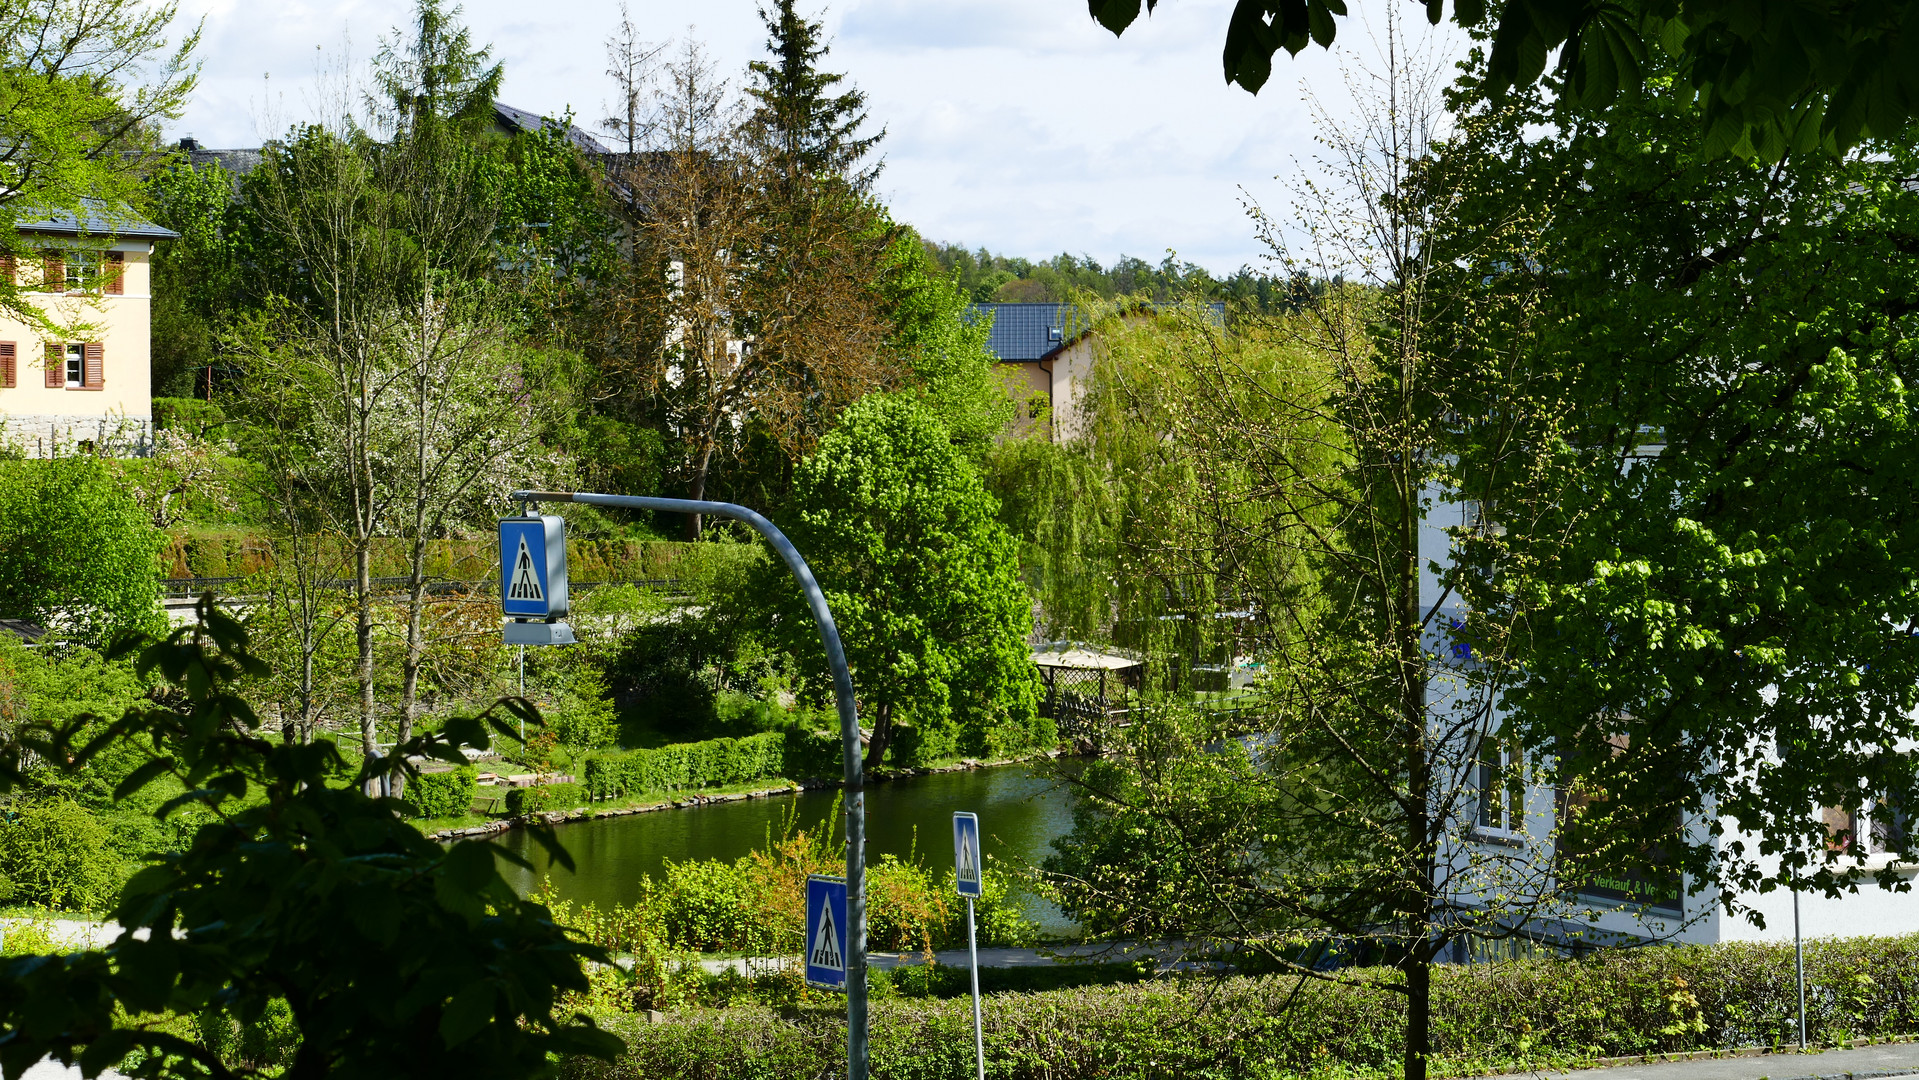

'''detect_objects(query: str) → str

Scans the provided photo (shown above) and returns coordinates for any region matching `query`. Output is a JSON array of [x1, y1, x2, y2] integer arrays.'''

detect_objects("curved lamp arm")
[[509, 490, 869, 1080]]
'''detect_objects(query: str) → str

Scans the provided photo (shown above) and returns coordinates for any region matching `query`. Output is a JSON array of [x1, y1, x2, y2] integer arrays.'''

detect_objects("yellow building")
[[0, 205, 176, 455]]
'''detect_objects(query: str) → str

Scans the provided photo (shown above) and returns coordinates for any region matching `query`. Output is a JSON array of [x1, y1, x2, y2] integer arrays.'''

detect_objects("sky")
[[169, 0, 1467, 276]]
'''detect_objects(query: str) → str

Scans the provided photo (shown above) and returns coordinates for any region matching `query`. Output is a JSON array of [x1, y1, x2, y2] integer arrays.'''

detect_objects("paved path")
[[1502, 1042, 1919, 1080]]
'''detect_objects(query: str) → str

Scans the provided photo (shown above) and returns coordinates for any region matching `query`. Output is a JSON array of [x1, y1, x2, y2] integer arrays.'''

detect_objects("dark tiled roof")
[[971, 303, 1095, 362], [181, 146, 265, 186], [15, 199, 178, 240], [970, 301, 1225, 362], [0, 619, 46, 644], [493, 102, 611, 156]]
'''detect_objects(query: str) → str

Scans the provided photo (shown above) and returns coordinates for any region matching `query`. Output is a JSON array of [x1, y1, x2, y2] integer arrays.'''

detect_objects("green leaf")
[[438, 983, 496, 1048], [1308, 0, 1338, 48], [112, 756, 175, 803], [519, 821, 577, 874]]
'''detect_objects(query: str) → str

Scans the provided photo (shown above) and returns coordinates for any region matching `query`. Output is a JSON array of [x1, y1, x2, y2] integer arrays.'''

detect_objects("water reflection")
[[493, 761, 1082, 936]]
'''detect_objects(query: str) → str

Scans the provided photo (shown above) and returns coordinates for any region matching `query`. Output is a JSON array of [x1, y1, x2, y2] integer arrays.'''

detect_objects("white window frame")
[[1475, 730, 1527, 840]]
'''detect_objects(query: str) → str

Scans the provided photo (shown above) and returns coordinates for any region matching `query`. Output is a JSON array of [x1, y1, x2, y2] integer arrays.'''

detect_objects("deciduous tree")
[[0, 0, 199, 333], [1086, 0, 1919, 157], [773, 395, 1043, 769], [1439, 48, 1919, 918]]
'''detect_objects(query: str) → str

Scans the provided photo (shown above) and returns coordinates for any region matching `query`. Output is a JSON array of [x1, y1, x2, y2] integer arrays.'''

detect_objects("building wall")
[[1048, 338, 1098, 442], [0, 237, 155, 455], [999, 360, 1052, 440]]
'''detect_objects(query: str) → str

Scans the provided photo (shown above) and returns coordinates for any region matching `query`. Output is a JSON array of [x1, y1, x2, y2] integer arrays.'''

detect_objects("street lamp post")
[[508, 490, 869, 1080]]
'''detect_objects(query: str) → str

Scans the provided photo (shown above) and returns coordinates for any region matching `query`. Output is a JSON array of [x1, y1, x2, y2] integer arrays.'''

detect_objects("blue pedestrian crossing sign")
[[953, 812, 982, 899], [804, 874, 849, 990], [499, 516, 569, 619]]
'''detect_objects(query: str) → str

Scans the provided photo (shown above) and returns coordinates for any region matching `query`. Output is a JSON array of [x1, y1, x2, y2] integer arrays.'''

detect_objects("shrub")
[[406, 766, 477, 819], [552, 667, 619, 750], [781, 730, 843, 780], [0, 798, 123, 910], [581, 732, 786, 802], [506, 782, 587, 816], [651, 860, 772, 955], [0, 457, 165, 646], [562, 935, 1919, 1080], [153, 397, 232, 438]]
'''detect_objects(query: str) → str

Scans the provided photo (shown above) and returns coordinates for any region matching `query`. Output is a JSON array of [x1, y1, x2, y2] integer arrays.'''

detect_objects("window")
[[47, 342, 102, 390], [65, 250, 96, 290], [1476, 730, 1526, 834], [1871, 796, 1908, 854], [1826, 792, 1912, 856]]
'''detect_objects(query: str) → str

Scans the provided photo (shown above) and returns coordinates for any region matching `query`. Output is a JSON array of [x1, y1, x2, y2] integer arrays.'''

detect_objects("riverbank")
[[423, 748, 1066, 842]]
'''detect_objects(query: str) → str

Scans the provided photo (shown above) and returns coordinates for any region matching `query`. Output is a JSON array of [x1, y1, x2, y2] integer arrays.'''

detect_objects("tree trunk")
[[1403, 940, 1432, 1080], [397, 530, 427, 800], [863, 700, 892, 772], [688, 435, 716, 540], [355, 538, 379, 793]]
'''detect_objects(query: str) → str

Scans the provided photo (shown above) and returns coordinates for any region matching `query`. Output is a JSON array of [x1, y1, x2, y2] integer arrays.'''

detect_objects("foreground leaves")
[[0, 597, 622, 1079]]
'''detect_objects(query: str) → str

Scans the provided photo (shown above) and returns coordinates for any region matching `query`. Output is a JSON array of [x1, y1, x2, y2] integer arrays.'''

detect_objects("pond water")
[[493, 761, 1083, 937]]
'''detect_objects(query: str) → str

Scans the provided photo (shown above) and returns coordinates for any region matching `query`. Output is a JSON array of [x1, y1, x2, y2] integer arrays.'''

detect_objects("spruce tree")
[[745, 0, 884, 188], [372, 0, 504, 135]]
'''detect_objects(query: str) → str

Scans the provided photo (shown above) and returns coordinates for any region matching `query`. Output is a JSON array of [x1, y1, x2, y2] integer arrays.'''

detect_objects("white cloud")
[[167, 0, 1466, 275]]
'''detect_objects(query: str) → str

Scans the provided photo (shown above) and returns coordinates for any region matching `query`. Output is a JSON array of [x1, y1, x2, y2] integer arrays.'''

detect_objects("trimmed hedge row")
[[159, 528, 760, 584], [506, 782, 587, 815], [580, 730, 842, 802], [406, 766, 476, 819], [564, 936, 1919, 1080]]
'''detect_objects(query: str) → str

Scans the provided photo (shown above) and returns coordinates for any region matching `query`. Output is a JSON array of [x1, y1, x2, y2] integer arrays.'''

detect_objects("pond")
[[494, 761, 1084, 937]]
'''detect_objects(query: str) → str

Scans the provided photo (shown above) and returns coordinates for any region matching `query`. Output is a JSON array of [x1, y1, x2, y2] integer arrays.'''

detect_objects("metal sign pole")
[[953, 810, 985, 1080], [966, 896, 984, 1080], [509, 490, 868, 1080], [1794, 853, 1806, 1047]]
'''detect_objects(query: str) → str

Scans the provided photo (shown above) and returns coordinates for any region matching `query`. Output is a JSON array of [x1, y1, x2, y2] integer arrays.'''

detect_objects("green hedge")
[[581, 732, 788, 802], [505, 782, 587, 816], [406, 766, 476, 819], [159, 528, 760, 584], [563, 936, 1919, 1080], [781, 730, 843, 780]]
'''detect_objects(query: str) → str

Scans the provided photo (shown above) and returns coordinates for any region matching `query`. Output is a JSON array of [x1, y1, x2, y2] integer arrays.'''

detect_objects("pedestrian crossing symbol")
[[954, 812, 982, 898], [498, 515, 569, 618], [508, 536, 543, 602], [804, 874, 849, 990], [810, 897, 842, 969]]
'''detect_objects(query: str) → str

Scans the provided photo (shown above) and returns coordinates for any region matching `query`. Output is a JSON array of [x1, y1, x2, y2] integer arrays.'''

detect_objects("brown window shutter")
[[83, 343, 103, 389], [42, 252, 62, 292], [0, 253, 14, 285], [0, 342, 13, 388], [44, 343, 62, 387], [105, 251, 124, 295]]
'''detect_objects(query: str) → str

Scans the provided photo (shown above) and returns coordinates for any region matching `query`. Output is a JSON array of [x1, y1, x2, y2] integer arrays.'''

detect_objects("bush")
[[552, 667, 619, 750], [562, 935, 1919, 1080], [780, 730, 843, 781], [153, 397, 232, 438], [506, 782, 587, 816], [0, 798, 123, 910], [406, 766, 477, 819], [581, 732, 786, 802], [0, 457, 165, 646]]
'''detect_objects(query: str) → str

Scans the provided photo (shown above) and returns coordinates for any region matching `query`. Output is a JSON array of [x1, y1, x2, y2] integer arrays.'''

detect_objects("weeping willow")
[[984, 296, 1346, 697]]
